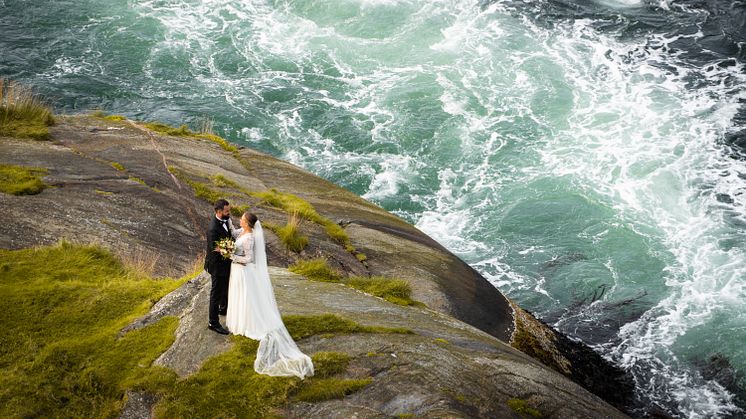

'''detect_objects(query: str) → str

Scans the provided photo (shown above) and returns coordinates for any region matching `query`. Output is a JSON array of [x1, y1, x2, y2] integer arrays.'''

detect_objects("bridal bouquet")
[[215, 237, 235, 260]]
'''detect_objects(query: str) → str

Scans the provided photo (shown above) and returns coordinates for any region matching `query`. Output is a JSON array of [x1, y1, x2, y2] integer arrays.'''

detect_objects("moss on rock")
[[509, 301, 571, 376], [507, 398, 542, 418], [0, 164, 47, 195], [0, 242, 185, 418]]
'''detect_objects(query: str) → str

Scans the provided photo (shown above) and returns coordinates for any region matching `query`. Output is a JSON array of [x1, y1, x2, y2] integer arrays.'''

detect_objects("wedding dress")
[[225, 221, 314, 379]]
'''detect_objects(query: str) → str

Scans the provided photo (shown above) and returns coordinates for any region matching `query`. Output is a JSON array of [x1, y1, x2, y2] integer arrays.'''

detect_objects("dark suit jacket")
[[204, 216, 233, 277]]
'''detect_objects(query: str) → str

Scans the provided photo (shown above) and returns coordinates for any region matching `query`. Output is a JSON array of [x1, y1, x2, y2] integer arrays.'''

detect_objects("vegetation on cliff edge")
[[0, 241, 185, 418], [0, 79, 54, 140], [0, 243, 405, 418], [289, 258, 422, 307]]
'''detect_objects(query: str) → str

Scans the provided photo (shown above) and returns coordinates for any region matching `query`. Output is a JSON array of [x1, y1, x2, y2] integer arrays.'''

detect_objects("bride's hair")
[[242, 212, 258, 228]]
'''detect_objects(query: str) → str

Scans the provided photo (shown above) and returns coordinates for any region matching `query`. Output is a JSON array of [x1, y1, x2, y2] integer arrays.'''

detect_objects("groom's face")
[[216, 205, 231, 220]]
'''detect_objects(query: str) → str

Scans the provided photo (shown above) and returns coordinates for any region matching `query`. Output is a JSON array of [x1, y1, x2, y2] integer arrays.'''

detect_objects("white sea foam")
[[130, 0, 746, 415]]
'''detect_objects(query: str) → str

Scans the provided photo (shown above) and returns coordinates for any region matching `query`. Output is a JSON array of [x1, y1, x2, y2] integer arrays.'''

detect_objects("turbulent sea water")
[[2, 0, 745, 416]]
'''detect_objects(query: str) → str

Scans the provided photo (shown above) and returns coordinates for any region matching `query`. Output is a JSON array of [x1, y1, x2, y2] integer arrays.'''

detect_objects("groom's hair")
[[214, 199, 230, 212]]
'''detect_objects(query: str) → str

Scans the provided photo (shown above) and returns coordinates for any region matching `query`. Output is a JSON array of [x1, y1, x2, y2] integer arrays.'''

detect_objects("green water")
[[2, 0, 745, 415]]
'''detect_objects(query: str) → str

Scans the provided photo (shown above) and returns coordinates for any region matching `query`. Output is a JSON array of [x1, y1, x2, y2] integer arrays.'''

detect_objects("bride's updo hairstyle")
[[243, 212, 258, 229]]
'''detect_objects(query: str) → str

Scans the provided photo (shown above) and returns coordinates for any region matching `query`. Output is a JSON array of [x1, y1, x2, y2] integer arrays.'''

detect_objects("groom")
[[204, 198, 242, 335]]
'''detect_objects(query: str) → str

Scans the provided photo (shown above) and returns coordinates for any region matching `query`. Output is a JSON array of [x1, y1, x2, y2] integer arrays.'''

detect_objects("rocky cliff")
[[0, 114, 633, 417]]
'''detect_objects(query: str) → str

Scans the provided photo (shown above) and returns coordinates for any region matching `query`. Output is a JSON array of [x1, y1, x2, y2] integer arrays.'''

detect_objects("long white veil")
[[251, 221, 314, 379]]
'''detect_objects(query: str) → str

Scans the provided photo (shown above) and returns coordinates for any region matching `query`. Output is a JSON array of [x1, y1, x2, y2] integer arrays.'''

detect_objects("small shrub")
[[110, 162, 125, 171], [288, 258, 343, 283], [355, 253, 367, 262], [104, 115, 126, 121], [0, 164, 47, 195]]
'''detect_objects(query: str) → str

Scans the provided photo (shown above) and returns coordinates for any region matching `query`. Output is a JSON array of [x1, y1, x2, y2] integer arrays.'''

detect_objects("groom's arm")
[[206, 222, 221, 252]]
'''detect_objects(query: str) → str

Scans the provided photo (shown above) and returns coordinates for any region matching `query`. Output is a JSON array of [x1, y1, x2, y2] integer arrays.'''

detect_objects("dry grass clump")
[[0, 79, 54, 140]]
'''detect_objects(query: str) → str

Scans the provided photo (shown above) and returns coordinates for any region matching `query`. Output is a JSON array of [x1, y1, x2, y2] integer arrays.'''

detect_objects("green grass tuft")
[[128, 176, 160, 193], [0, 164, 47, 195], [153, 336, 297, 418], [155, 322, 379, 416], [323, 222, 350, 244], [344, 276, 419, 307], [250, 188, 353, 248], [196, 133, 239, 153], [507, 398, 542, 418], [141, 121, 249, 171], [290, 259, 422, 307], [143, 122, 194, 137], [310, 352, 351, 378], [210, 173, 239, 188], [230, 204, 251, 217], [0, 243, 392, 417], [168, 166, 224, 203], [288, 258, 344, 283], [293, 378, 371, 402], [90, 111, 126, 122], [0, 79, 54, 140], [355, 253, 368, 262], [110, 161, 125, 171], [0, 241, 184, 418], [190, 181, 222, 202], [252, 189, 318, 220], [284, 314, 412, 339], [265, 213, 308, 253]]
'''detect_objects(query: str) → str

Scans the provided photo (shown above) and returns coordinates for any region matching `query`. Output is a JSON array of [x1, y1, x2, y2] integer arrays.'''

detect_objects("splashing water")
[[2, 0, 745, 416]]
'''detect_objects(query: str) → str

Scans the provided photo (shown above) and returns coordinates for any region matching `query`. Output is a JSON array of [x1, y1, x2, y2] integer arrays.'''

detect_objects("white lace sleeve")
[[229, 219, 243, 238], [230, 235, 255, 264]]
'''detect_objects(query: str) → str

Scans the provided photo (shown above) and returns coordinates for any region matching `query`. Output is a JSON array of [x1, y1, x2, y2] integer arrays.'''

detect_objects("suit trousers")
[[209, 271, 230, 326]]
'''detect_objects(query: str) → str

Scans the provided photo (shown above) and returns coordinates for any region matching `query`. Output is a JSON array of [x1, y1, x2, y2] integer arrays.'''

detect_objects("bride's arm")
[[229, 218, 243, 238], [230, 236, 252, 265]]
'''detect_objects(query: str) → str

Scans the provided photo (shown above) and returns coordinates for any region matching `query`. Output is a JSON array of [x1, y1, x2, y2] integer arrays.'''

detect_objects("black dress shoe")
[[207, 323, 229, 335]]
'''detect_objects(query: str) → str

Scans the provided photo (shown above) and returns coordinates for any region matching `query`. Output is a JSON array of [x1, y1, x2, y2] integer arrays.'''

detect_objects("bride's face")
[[240, 215, 248, 229]]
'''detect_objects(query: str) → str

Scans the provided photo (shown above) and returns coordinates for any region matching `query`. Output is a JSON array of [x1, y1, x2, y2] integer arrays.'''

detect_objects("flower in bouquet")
[[215, 237, 235, 260]]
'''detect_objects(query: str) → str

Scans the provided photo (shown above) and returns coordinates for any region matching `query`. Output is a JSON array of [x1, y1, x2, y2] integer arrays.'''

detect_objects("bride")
[[225, 212, 314, 379]]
